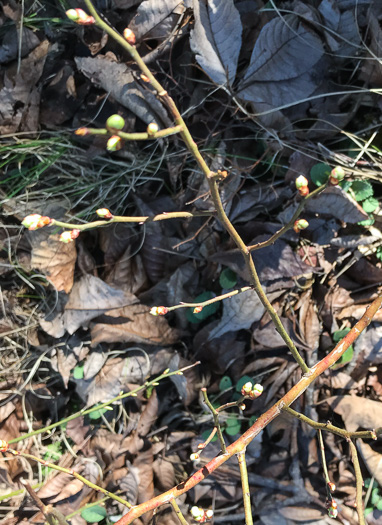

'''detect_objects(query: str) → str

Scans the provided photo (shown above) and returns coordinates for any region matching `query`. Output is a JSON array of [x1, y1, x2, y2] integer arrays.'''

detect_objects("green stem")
[[8, 364, 198, 444], [10, 449, 132, 509], [348, 439, 366, 525], [81, 0, 309, 374], [237, 450, 253, 525], [167, 286, 253, 311], [79, 125, 183, 140], [170, 499, 189, 525], [201, 388, 226, 454]]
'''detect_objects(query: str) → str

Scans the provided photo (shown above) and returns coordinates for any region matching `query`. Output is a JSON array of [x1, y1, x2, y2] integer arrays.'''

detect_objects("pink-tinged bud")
[[299, 186, 310, 197], [328, 482, 336, 492], [293, 219, 309, 233], [330, 166, 345, 181], [150, 306, 168, 316], [295, 175, 309, 189], [190, 452, 199, 461], [193, 306, 203, 314], [140, 74, 150, 82], [250, 383, 263, 398], [205, 510, 214, 520], [328, 507, 338, 519], [241, 381, 253, 396], [59, 229, 80, 243], [239, 403, 246, 411], [66, 8, 95, 25], [107, 135, 122, 152], [22, 214, 51, 230], [371, 430, 377, 440], [0, 440, 9, 452], [123, 28, 136, 45], [329, 176, 339, 186], [75, 127, 89, 136], [96, 208, 113, 219], [106, 114, 125, 130], [147, 122, 159, 136]]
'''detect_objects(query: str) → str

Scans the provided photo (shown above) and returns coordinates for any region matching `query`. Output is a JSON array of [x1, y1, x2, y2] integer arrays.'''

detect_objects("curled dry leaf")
[[357, 440, 382, 487], [90, 303, 178, 346], [325, 395, 382, 432], [305, 186, 368, 223]]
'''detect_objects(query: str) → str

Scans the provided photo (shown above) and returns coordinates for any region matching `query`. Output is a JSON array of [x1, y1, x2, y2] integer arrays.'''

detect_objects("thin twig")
[[78, 124, 184, 140], [236, 451, 253, 525], [170, 499, 189, 525], [348, 438, 366, 525], [202, 388, 226, 453]]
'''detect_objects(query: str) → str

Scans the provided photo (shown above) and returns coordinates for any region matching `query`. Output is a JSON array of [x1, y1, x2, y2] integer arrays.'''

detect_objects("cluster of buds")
[[193, 306, 203, 314], [147, 122, 159, 136], [150, 306, 168, 316], [96, 208, 113, 219], [241, 382, 263, 399], [66, 8, 95, 25], [190, 506, 213, 523], [295, 175, 309, 197], [326, 499, 338, 519], [293, 219, 309, 233], [106, 114, 125, 131], [123, 28, 136, 45], [22, 214, 51, 230], [107, 135, 122, 152], [216, 169, 228, 180], [59, 230, 80, 243], [329, 166, 345, 186], [0, 440, 9, 453]]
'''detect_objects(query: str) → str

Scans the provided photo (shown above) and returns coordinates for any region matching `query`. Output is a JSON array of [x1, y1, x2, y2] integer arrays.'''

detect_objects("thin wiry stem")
[[170, 499, 189, 525], [202, 388, 226, 454], [348, 439, 366, 525], [237, 450, 253, 525]]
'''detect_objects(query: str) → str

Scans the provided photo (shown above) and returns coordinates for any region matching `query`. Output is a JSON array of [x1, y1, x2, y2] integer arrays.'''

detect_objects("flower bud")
[[59, 229, 80, 243], [293, 219, 309, 233], [147, 122, 159, 136], [239, 403, 246, 411], [75, 127, 89, 136], [251, 383, 263, 398], [193, 306, 203, 314], [140, 74, 150, 82], [330, 166, 345, 181], [106, 114, 125, 131], [107, 135, 122, 152], [0, 440, 9, 452], [96, 208, 113, 219], [328, 507, 338, 519], [205, 510, 214, 519], [241, 381, 253, 396], [150, 306, 168, 316], [22, 214, 51, 230], [329, 176, 339, 186], [328, 482, 336, 492], [190, 453, 199, 461], [295, 175, 309, 189], [66, 8, 95, 25], [123, 28, 136, 45]]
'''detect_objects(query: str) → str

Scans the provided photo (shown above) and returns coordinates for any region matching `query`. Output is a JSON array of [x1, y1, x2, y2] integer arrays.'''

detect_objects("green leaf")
[[376, 246, 382, 262], [73, 365, 84, 379], [219, 376, 233, 391], [371, 488, 381, 505], [351, 180, 373, 201], [376, 499, 382, 511], [310, 163, 331, 187], [81, 505, 107, 523], [186, 291, 219, 324], [219, 268, 237, 289], [235, 375, 253, 393], [365, 507, 374, 516], [332, 328, 350, 342], [331, 329, 354, 368], [362, 197, 379, 214], [225, 416, 241, 436], [248, 415, 257, 427], [358, 218, 375, 226], [89, 407, 109, 420]]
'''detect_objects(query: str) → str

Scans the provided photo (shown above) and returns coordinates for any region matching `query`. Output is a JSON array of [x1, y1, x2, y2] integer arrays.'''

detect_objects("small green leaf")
[[362, 197, 379, 214], [73, 365, 84, 379], [219, 376, 233, 391], [376, 499, 382, 511], [89, 407, 109, 420], [376, 246, 382, 261], [371, 487, 381, 505], [310, 163, 331, 187], [365, 507, 374, 516], [235, 375, 253, 393], [340, 180, 352, 192], [351, 180, 373, 202], [186, 291, 219, 324], [358, 218, 375, 226], [333, 328, 350, 342], [331, 329, 353, 368], [225, 416, 241, 436], [219, 268, 237, 289], [81, 505, 107, 523]]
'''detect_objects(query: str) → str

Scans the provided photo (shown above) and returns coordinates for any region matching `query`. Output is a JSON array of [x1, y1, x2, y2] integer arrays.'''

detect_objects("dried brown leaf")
[[325, 395, 382, 432], [134, 447, 154, 523], [29, 233, 76, 293], [357, 440, 382, 486], [90, 303, 178, 346], [137, 390, 158, 437], [152, 457, 175, 491], [305, 186, 368, 223]]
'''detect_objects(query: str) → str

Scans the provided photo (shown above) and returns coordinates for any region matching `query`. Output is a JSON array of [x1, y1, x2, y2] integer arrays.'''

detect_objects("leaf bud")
[[205, 510, 214, 519], [241, 381, 253, 396], [190, 452, 199, 461], [66, 8, 95, 25], [328, 507, 338, 519], [147, 122, 159, 136], [21, 214, 51, 230], [330, 166, 345, 181], [106, 114, 125, 131], [150, 306, 168, 316], [328, 482, 336, 492], [59, 229, 80, 243], [107, 135, 122, 152], [298, 186, 310, 196], [190, 507, 204, 521], [293, 219, 309, 233], [96, 208, 113, 219], [295, 175, 309, 189], [123, 28, 136, 45], [75, 127, 89, 136], [140, 74, 150, 82], [239, 403, 246, 411], [251, 383, 263, 398], [193, 306, 203, 314]]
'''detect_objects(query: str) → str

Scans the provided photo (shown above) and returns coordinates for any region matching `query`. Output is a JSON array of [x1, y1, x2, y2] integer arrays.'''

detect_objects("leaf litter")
[[1, 0, 382, 523]]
